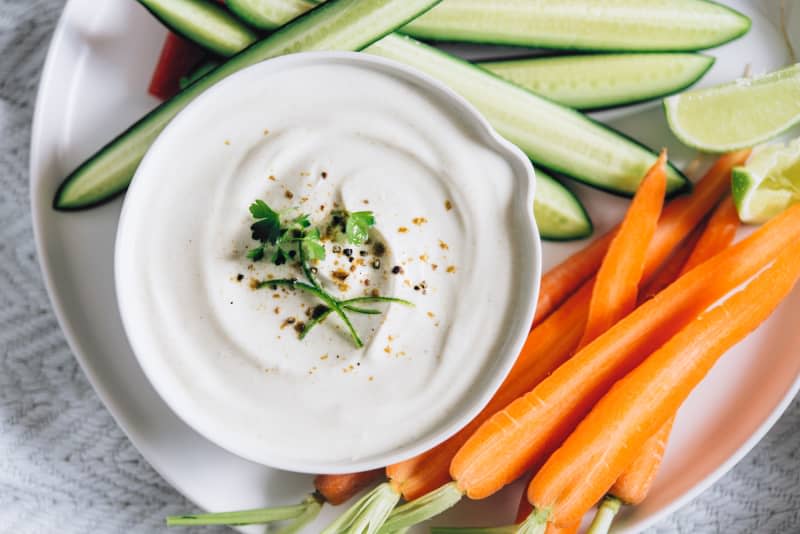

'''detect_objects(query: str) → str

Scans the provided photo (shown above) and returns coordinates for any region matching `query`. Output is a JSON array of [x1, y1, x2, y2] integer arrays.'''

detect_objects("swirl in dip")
[[117, 54, 538, 470]]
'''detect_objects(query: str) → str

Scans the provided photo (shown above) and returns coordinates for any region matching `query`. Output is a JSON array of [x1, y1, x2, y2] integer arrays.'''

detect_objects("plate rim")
[[28, 0, 209, 507], [28, 1, 800, 532]]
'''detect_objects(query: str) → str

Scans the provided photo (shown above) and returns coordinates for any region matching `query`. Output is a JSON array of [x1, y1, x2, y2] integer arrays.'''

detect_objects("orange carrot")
[[640, 150, 749, 281], [388, 281, 592, 500], [579, 150, 667, 347], [534, 232, 614, 327], [611, 194, 741, 505], [450, 203, 800, 500], [519, 151, 666, 527], [528, 239, 800, 527], [314, 470, 384, 506], [610, 421, 671, 505], [534, 150, 749, 328], [638, 223, 705, 301], [389, 152, 749, 502], [681, 195, 741, 273], [546, 522, 579, 534]]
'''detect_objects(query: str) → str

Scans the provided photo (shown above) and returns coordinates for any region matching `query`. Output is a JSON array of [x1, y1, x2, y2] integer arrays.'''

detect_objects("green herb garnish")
[[346, 211, 375, 245], [245, 200, 412, 347]]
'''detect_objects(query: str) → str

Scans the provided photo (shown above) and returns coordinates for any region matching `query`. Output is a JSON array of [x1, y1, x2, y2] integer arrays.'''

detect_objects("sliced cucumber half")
[[139, 0, 259, 57], [402, 0, 750, 51], [366, 35, 688, 196], [480, 53, 715, 111], [225, 0, 313, 30], [223, 0, 750, 52], [535, 171, 592, 241], [54, 0, 442, 210]]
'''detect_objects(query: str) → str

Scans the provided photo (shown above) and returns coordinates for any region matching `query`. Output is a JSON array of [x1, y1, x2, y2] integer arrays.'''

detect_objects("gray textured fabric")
[[0, 1, 797, 533]]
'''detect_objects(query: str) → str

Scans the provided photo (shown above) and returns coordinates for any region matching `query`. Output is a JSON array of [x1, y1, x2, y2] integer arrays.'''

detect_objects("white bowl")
[[115, 51, 541, 474]]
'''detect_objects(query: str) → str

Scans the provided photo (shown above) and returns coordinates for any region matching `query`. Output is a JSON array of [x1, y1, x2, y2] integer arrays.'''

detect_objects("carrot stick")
[[314, 470, 384, 506], [640, 150, 749, 281], [610, 418, 671, 504], [533, 150, 749, 328], [373, 154, 749, 534], [534, 232, 614, 327], [536, 224, 704, 534], [388, 281, 592, 500], [450, 203, 800, 500], [638, 223, 705, 301], [610, 194, 741, 506], [681, 195, 740, 273], [388, 152, 748, 502], [528, 238, 800, 527], [579, 150, 667, 347], [517, 153, 667, 528]]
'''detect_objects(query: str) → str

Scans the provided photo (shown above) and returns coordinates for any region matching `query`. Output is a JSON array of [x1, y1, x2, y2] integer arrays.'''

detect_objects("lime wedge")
[[665, 63, 800, 153], [732, 138, 800, 223]]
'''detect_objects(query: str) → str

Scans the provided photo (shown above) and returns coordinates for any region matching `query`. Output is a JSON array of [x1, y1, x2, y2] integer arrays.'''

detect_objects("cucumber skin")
[[53, 102, 180, 211], [182, 53, 715, 113], [401, 0, 752, 52], [227, 0, 751, 53], [535, 173, 593, 241], [53, 0, 443, 210], [139, 0, 259, 57], [366, 35, 690, 198], [226, 0, 311, 30], [222, 2, 689, 195], [139, 0, 689, 198], [480, 54, 715, 112]]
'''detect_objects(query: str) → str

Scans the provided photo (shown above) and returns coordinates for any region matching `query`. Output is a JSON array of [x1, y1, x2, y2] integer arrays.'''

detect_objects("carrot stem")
[[586, 495, 622, 534], [320, 482, 400, 534], [431, 508, 550, 534], [165, 494, 318, 526], [380, 481, 463, 532], [273, 497, 324, 534]]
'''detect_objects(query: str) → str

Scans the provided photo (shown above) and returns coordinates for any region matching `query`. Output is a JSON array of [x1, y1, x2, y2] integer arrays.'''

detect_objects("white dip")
[[117, 54, 537, 470]]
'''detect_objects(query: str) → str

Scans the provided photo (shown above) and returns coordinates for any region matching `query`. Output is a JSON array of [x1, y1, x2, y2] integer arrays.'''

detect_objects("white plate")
[[30, 1, 800, 532]]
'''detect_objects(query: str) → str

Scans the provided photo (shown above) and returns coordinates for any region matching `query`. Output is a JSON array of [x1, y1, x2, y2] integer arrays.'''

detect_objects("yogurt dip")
[[116, 53, 539, 472]]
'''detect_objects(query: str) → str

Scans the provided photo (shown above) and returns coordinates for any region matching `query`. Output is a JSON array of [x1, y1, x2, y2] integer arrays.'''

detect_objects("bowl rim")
[[114, 50, 542, 474]]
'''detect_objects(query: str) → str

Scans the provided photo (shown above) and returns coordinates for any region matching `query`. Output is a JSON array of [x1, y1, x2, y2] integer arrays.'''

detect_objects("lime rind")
[[665, 63, 800, 153], [732, 138, 800, 223]]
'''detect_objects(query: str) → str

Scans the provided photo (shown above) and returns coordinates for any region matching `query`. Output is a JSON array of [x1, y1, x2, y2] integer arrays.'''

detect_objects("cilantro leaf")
[[305, 226, 321, 242], [301, 227, 325, 261], [251, 218, 282, 245], [293, 214, 311, 228], [246, 246, 265, 261], [302, 239, 326, 261], [249, 200, 282, 246], [271, 248, 287, 265], [249, 199, 277, 220], [346, 211, 375, 245]]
